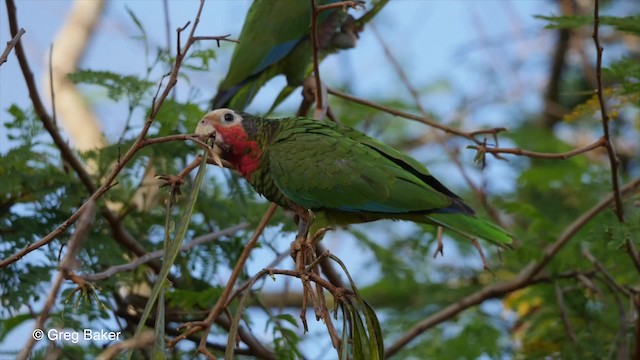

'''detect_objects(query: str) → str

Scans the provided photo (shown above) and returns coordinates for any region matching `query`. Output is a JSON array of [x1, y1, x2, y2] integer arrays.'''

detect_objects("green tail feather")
[[425, 213, 513, 248]]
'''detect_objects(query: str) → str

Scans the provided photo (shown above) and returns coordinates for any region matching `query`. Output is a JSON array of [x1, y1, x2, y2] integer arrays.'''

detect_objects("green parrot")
[[196, 109, 513, 247], [211, 0, 387, 111]]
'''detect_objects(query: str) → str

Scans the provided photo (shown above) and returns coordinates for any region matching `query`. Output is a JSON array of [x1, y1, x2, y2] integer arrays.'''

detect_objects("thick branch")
[[309, 0, 324, 118]]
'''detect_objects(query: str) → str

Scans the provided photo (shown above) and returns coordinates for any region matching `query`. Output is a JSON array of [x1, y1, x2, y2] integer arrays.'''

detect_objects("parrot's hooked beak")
[[194, 119, 224, 168]]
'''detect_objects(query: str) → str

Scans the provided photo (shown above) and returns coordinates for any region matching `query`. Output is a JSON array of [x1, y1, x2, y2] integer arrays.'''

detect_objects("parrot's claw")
[[156, 174, 185, 197]]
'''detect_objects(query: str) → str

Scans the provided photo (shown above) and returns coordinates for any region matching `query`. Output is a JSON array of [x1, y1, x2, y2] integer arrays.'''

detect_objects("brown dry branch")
[[0, 0, 236, 269], [554, 283, 578, 345], [328, 87, 507, 146], [96, 331, 154, 360], [308, 1, 363, 119], [592, 0, 624, 222], [0, 26, 24, 66], [625, 239, 640, 276], [18, 201, 97, 360], [169, 203, 277, 354], [584, 245, 635, 359], [583, 247, 633, 298], [309, 0, 325, 119], [469, 136, 606, 160], [385, 176, 640, 357]]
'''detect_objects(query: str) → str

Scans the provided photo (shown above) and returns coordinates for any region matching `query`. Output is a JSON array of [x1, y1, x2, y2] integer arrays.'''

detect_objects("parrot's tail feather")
[[425, 213, 513, 248]]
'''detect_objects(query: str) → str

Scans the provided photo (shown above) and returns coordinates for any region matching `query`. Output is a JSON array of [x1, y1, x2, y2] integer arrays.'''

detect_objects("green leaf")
[[535, 15, 640, 34]]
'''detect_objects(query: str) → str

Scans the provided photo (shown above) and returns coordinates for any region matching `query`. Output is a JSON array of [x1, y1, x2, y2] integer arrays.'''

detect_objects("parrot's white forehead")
[[204, 108, 241, 121]]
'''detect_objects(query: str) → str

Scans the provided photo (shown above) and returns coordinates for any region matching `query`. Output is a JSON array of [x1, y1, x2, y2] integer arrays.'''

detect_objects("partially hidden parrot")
[[211, 0, 388, 111], [195, 109, 513, 247]]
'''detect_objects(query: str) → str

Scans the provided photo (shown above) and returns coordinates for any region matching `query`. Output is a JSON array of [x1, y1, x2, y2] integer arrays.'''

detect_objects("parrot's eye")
[[223, 113, 235, 123]]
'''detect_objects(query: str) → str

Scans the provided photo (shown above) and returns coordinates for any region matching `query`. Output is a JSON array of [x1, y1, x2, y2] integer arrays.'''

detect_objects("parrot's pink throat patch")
[[215, 124, 261, 178]]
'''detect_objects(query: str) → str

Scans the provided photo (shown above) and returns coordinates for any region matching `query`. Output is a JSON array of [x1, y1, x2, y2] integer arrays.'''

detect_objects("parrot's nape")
[[196, 109, 513, 248]]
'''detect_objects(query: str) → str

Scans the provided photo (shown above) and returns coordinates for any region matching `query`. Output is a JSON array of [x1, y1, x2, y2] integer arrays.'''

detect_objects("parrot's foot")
[[300, 76, 329, 119], [157, 174, 185, 199]]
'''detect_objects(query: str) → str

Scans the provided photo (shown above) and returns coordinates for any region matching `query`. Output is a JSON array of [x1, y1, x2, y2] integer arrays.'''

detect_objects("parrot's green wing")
[[267, 118, 512, 246], [213, 0, 312, 110], [268, 119, 462, 214], [213, 0, 390, 111]]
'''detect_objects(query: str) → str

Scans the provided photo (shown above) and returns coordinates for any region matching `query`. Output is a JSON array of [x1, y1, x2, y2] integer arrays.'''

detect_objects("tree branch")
[[80, 223, 248, 282], [0, 26, 24, 66], [309, 0, 324, 118], [328, 87, 506, 146], [385, 176, 640, 357], [468, 137, 605, 160], [592, 0, 624, 222], [18, 201, 96, 360]]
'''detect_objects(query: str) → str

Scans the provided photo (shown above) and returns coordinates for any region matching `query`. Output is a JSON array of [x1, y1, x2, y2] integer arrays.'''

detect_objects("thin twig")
[[0, 26, 24, 66], [18, 201, 96, 360], [309, 0, 324, 119], [583, 247, 632, 297], [554, 283, 577, 345], [592, 0, 624, 222], [96, 331, 154, 360], [80, 223, 248, 282], [625, 239, 640, 276], [468, 137, 606, 160], [385, 176, 640, 357], [328, 87, 506, 146]]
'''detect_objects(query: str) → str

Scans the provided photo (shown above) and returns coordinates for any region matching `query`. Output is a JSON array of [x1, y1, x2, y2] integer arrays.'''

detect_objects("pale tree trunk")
[[44, 0, 107, 151], [43, 0, 160, 212]]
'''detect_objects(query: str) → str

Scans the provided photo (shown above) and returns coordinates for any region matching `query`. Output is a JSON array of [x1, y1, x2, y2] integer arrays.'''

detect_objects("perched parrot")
[[196, 109, 513, 247], [211, 0, 388, 111]]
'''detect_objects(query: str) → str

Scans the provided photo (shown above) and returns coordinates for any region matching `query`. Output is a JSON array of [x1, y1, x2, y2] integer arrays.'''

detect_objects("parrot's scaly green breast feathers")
[[196, 109, 513, 247]]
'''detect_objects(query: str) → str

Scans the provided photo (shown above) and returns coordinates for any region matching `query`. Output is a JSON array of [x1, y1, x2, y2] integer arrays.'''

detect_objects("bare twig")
[[592, 0, 624, 222], [469, 137, 606, 160], [328, 87, 507, 146], [309, 0, 324, 119], [80, 223, 248, 282], [385, 176, 640, 357], [554, 283, 577, 345], [0, 26, 24, 66], [18, 201, 96, 360], [583, 247, 632, 297], [96, 331, 154, 360]]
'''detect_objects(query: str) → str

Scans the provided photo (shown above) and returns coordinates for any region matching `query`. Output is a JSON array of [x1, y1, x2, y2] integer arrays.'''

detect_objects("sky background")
[[1, 0, 621, 357]]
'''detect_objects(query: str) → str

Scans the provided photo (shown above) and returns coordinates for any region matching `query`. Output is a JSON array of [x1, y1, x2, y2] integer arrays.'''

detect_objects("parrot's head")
[[195, 108, 262, 177]]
